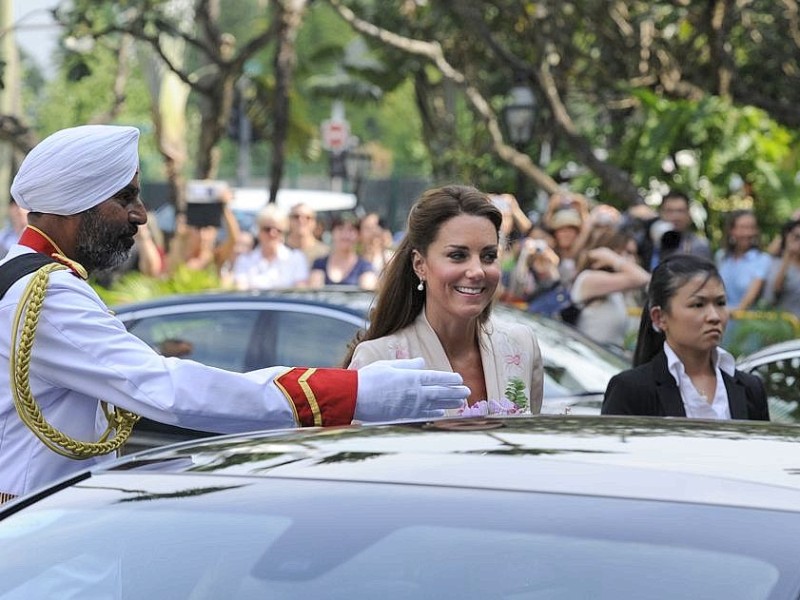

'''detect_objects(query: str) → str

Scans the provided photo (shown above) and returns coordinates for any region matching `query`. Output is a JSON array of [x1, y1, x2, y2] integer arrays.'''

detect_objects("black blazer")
[[602, 350, 769, 421]]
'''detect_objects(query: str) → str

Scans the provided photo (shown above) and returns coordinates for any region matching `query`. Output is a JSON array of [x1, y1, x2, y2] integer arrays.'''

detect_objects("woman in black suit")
[[602, 254, 769, 420]]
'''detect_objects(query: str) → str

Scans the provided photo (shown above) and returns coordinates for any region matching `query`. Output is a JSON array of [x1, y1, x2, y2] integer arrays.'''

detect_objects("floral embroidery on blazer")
[[349, 311, 544, 414]]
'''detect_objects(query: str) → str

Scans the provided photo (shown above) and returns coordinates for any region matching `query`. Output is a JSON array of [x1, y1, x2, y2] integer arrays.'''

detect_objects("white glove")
[[354, 358, 469, 422]]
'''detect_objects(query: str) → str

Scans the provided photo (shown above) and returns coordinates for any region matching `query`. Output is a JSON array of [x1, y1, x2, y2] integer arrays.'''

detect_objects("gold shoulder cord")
[[9, 262, 139, 459]]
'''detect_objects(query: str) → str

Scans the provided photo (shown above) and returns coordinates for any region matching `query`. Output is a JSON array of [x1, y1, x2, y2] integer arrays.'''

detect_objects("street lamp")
[[502, 82, 537, 149], [502, 80, 537, 200]]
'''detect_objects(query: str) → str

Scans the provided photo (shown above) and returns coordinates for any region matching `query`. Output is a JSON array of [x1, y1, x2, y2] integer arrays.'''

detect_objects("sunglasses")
[[260, 225, 284, 235]]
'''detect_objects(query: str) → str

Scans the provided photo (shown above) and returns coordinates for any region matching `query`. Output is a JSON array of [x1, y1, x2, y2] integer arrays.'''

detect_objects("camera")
[[524, 238, 549, 256], [641, 219, 684, 270], [532, 239, 548, 253], [649, 219, 682, 253]]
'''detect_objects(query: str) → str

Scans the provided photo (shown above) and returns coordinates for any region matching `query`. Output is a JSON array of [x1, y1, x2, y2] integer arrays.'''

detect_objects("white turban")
[[11, 125, 140, 216]]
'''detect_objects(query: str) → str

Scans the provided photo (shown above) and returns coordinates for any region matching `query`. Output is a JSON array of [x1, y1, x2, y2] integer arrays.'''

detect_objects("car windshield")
[[0, 477, 795, 600]]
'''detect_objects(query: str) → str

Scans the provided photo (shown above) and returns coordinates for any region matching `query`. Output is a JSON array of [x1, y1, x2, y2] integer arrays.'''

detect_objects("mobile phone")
[[186, 202, 224, 227], [186, 180, 228, 227]]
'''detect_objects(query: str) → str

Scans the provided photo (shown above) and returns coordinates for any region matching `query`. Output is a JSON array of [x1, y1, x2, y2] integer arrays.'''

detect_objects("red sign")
[[321, 119, 350, 153]]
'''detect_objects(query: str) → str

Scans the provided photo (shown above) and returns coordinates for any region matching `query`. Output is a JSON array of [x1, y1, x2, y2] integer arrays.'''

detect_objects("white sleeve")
[[30, 275, 298, 433]]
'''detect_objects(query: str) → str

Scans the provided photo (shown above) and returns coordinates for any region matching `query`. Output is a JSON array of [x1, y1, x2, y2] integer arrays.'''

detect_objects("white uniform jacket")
[[0, 246, 357, 497], [349, 311, 543, 414]]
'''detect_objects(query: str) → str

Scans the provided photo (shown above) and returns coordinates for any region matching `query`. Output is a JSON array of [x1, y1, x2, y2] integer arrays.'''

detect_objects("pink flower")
[[458, 398, 523, 417], [459, 401, 490, 417], [487, 398, 523, 414]]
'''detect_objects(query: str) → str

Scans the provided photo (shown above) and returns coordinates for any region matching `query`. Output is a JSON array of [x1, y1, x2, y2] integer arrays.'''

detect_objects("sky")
[[11, 0, 60, 76]]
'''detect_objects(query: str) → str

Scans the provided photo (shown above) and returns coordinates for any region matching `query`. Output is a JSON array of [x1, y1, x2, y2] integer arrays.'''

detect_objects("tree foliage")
[[5, 0, 799, 233], [322, 0, 800, 224]]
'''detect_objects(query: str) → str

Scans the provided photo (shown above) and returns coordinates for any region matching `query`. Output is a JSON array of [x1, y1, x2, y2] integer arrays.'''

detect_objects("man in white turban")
[[0, 124, 467, 504], [10, 125, 143, 275]]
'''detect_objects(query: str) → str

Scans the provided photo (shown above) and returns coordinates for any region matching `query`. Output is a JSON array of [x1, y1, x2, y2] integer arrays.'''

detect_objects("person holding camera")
[[167, 182, 242, 275], [543, 192, 591, 287], [642, 190, 711, 271], [508, 235, 561, 303]]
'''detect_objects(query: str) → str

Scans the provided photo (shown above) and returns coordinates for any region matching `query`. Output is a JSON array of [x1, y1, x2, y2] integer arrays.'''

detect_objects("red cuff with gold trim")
[[274, 368, 358, 427]]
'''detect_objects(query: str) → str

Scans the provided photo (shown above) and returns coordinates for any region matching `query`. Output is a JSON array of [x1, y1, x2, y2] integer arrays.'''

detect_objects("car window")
[[748, 357, 800, 423], [263, 310, 361, 368], [125, 310, 261, 372], [124, 307, 362, 371]]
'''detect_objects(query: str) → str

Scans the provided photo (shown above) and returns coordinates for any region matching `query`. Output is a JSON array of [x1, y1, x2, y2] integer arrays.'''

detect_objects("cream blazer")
[[349, 311, 544, 414]]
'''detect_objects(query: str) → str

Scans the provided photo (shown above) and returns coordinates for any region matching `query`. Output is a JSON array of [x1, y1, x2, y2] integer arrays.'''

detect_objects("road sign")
[[321, 119, 350, 153]]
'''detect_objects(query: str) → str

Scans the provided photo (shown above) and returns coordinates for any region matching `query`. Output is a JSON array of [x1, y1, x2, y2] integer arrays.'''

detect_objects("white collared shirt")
[[231, 244, 309, 290], [663, 342, 736, 420]]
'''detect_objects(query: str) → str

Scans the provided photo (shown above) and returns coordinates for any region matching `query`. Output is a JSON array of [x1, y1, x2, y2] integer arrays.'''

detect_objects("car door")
[[117, 298, 366, 452]]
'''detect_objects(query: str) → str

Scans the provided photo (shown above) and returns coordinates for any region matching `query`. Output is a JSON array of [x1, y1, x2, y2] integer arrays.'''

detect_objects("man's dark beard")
[[74, 206, 137, 274]]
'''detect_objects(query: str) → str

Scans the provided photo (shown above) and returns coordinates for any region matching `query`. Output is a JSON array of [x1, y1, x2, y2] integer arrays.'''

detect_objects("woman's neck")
[[287, 231, 315, 248], [330, 247, 355, 261], [667, 341, 715, 377], [425, 306, 479, 359]]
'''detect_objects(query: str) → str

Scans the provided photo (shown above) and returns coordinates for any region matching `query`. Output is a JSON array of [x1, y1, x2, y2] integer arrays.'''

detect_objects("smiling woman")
[[602, 254, 769, 421], [344, 184, 544, 413]]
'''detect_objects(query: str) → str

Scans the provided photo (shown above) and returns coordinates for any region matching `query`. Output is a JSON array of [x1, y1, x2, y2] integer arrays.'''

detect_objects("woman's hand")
[[587, 246, 623, 271]]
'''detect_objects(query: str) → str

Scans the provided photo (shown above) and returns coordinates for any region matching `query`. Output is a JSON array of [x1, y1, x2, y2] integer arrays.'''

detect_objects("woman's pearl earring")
[[417, 279, 425, 292]]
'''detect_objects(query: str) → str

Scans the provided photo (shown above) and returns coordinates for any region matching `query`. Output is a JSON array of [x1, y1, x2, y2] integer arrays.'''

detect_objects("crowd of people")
[[0, 122, 794, 504], [20, 168, 793, 352], [59, 185, 396, 294], [499, 189, 800, 351]]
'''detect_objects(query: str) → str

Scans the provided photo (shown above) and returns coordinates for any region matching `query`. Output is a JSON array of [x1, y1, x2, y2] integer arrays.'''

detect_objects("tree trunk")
[[413, 72, 460, 182], [269, 0, 308, 203]]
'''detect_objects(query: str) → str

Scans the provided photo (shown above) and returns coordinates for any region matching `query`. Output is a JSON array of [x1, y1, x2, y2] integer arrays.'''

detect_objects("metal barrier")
[[729, 310, 800, 336]]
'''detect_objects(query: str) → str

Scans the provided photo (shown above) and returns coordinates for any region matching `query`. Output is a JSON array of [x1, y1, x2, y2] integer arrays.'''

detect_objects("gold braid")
[[9, 262, 139, 459]]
